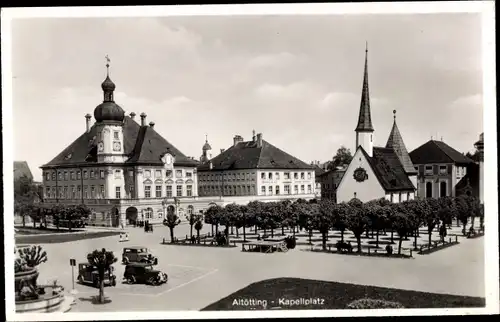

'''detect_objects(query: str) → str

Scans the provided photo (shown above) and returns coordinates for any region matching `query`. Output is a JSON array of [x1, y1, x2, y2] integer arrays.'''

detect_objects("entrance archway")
[[126, 207, 138, 225], [111, 208, 120, 227]]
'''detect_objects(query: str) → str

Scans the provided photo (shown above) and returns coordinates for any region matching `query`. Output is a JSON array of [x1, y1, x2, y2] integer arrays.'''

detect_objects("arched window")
[[426, 182, 433, 198], [145, 207, 153, 220], [440, 181, 447, 198]]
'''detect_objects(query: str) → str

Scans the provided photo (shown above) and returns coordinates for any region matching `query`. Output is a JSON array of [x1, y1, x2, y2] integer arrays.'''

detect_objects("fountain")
[[15, 245, 75, 313]]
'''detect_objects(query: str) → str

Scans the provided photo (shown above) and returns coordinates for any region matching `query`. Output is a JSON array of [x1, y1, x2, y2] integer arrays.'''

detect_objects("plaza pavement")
[[26, 222, 484, 312]]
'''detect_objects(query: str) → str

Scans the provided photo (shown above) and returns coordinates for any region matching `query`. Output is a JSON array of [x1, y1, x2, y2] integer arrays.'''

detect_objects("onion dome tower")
[[94, 57, 125, 123], [200, 134, 212, 163]]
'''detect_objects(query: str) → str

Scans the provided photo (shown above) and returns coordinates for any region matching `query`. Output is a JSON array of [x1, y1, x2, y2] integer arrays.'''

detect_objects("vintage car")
[[123, 263, 168, 286], [122, 246, 159, 265], [77, 263, 117, 287]]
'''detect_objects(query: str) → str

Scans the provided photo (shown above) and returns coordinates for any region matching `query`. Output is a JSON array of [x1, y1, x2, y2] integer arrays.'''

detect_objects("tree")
[[247, 201, 264, 233], [204, 205, 223, 235], [194, 216, 203, 241], [455, 195, 471, 235], [286, 201, 301, 236], [465, 150, 480, 163], [63, 204, 92, 231], [185, 212, 197, 238], [163, 212, 181, 243], [405, 199, 426, 250], [314, 200, 335, 250], [423, 198, 439, 247], [391, 212, 412, 255], [14, 175, 43, 227], [346, 199, 370, 253], [327, 146, 353, 170], [333, 202, 349, 242], [365, 200, 385, 248], [296, 201, 316, 244], [222, 204, 239, 244], [238, 205, 252, 242], [87, 248, 117, 304]]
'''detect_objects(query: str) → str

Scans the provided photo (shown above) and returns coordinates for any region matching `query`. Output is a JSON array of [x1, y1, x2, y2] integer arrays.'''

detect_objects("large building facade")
[[40, 63, 218, 226], [336, 46, 417, 203], [197, 132, 317, 205], [409, 139, 474, 199]]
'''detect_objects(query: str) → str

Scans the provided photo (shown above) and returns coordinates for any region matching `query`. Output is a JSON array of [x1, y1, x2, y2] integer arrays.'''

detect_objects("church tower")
[[94, 56, 126, 163], [200, 134, 212, 163], [386, 110, 418, 189], [355, 43, 374, 157]]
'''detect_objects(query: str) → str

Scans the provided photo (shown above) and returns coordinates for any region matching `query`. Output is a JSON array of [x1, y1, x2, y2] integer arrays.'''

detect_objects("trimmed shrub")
[[346, 298, 405, 309]]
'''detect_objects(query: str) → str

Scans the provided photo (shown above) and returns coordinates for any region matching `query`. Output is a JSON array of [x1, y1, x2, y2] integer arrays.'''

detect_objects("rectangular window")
[[166, 185, 172, 197], [77, 185, 81, 198], [176, 170, 183, 178], [129, 186, 134, 199], [145, 170, 151, 178], [45, 187, 50, 198], [83, 171, 88, 179], [52, 172, 56, 181], [100, 185, 105, 198], [63, 171, 68, 180], [284, 172, 290, 180], [284, 185, 290, 194], [307, 172, 312, 180], [261, 172, 266, 179], [269, 172, 273, 180], [91, 186, 96, 198], [425, 165, 433, 175], [129, 170, 134, 177], [90, 170, 94, 179], [70, 171, 75, 180], [275, 172, 280, 180], [100, 170, 105, 179], [155, 170, 162, 178], [72, 186, 76, 199], [114, 170, 120, 178], [186, 172, 192, 178], [176, 185, 183, 197], [301, 185, 305, 194], [275, 185, 280, 195], [294, 185, 299, 194], [261, 186, 266, 195], [300, 172, 305, 180], [84, 186, 88, 199], [268, 186, 273, 195], [294, 173, 298, 180], [155, 185, 162, 198], [76, 171, 81, 180], [308, 185, 312, 194], [166, 170, 172, 178], [144, 186, 151, 198], [439, 165, 447, 174], [114, 131, 119, 139], [187, 185, 193, 197]]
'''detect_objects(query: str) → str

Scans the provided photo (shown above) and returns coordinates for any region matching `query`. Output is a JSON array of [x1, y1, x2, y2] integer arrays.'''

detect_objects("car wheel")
[[147, 277, 156, 286], [122, 257, 129, 264], [77, 275, 84, 284], [127, 275, 136, 284]]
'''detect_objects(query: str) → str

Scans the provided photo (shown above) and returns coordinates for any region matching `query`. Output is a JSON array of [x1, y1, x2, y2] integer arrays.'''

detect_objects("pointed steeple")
[[386, 110, 417, 174], [355, 42, 374, 132]]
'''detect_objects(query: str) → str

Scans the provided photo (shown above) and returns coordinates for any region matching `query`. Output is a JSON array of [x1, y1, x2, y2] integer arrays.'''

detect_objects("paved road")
[[28, 223, 484, 312]]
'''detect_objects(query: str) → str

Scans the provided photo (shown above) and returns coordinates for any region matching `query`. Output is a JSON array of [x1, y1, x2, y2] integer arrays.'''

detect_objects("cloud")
[[247, 52, 300, 69], [254, 81, 322, 101], [449, 94, 482, 109]]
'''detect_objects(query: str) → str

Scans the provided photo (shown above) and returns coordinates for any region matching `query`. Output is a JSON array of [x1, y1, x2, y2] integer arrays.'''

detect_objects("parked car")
[[123, 263, 168, 285], [77, 263, 117, 287], [122, 246, 158, 265]]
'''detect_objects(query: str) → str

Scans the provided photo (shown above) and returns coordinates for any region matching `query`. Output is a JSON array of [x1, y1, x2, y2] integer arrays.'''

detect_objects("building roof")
[[197, 139, 314, 171], [355, 46, 374, 132], [385, 112, 417, 174], [409, 140, 474, 165], [313, 165, 326, 177], [318, 167, 347, 178], [455, 162, 480, 198], [14, 161, 34, 180], [41, 116, 198, 168], [360, 146, 416, 192]]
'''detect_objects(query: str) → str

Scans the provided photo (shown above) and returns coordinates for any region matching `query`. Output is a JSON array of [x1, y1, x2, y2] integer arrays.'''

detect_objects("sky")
[[10, 14, 483, 182]]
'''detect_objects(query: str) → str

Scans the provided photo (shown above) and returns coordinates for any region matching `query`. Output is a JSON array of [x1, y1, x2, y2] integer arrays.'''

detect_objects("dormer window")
[[113, 131, 119, 139], [145, 170, 151, 178]]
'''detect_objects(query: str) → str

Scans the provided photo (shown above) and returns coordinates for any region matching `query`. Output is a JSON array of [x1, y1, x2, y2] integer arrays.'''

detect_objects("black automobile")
[[77, 263, 117, 287], [123, 263, 168, 286]]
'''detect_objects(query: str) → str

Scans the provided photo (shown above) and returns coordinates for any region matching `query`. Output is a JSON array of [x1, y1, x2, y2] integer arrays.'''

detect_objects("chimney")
[[130, 112, 136, 120], [220, 148, 225, 154], [233, 135, 244, 147], [252, 130, 256, 142], [85, 114, 92, 133], [149, 121, 155, 129], [257, 133, 263, 147], [140, 112, 147, 126]]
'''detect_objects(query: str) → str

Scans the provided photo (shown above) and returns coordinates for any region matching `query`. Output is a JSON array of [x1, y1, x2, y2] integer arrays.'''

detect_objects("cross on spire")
[[105, 55, 110, 75]]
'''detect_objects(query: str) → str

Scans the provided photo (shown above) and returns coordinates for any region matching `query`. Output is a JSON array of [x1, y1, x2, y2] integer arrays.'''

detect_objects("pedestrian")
[[119, 233, 123, 242]]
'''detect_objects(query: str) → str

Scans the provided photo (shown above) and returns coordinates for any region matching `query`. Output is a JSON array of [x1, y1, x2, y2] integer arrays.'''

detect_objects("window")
[[186, 172, 192, 178], [100, 185, 105, 198], [129, 170, 134, 177], [268, 186, 273, 195], [166, 170, 172, 178], [294, 185, 298, 194], [145, 170, 151, 178], [91, 186, 96, 198], [440, 181, 447, 198], [176, 185, 183, 197], [72, 186, 76, 199], [83, 171, 88, 179], [294, 173, 298, 180], [390, 193, 394, 203], [301, 172, 305, 180], [307, 185, 312, 194], [275, 185, 280, 195], [158, 210, 163, 219], [300, 185, 305, 194], [84, 186, 88, 199], [63, 186, 68, 198], [45, 187, 50, 198], [425, 165, 433, 175], [269, 172, 273, 180], [70, 171, 75, 180], [166, 185, 172, 197], [64, 171, 68, 180], [77, 186, 81, 198], [114, 170, 120, 178], [90, 171, 94, 179], [176, 170, 182, 178], [439, 165, 447, 174], [155, 185, 162, 198], [144, 186, 151, 198], [425, 182, 433, 198], [58, 172, 63, 180], [129, 186, 134, 198], [145, 208, 153, 220], [307, 172, 312, 180], [284, 172, 290, 180], [275, 172, 280, 180], [261, 172, 266, 179], [52, 172, 56, 180], [76, 171, 81, 180], [187, 185, 193, 197], [284, 185, 290, 195], [407, 192, 410, 200], [100, 170, 105, 179], [113, 131, 119, 139], [155, 170, 162, 178], [414, 166, 419, 172], [261, 186, 266, 194]]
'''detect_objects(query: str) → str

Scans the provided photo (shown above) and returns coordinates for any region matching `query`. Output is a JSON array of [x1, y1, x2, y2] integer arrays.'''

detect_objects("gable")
[[336, 147, 385, 203], [410, 140, 473, 165]]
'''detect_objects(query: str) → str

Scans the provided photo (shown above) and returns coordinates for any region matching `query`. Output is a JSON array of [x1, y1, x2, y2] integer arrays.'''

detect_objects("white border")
[[2, 2, 498, 321]]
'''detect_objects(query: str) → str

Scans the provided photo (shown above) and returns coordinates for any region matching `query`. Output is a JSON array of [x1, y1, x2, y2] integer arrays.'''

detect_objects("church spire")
[[101, 55, 115, 102], [355, 43, 374, 132], [386, 110, 417, 174]]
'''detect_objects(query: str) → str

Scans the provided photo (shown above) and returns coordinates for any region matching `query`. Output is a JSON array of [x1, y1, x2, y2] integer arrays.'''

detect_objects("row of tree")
[[15, 202, 92, 231], [169, 196, 483, 255]]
